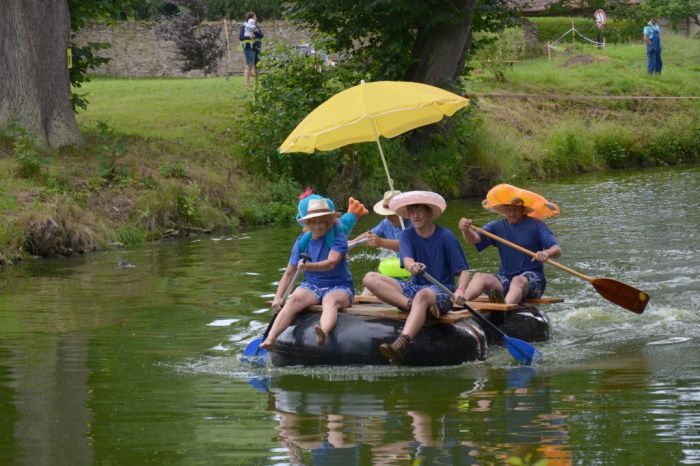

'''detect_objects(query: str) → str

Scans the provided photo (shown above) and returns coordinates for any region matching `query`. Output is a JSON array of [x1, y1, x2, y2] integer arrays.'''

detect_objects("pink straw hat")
[[388, 190, 446, 219]]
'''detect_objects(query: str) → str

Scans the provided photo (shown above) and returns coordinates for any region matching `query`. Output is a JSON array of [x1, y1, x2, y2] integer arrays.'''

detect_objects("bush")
[[541, 124, 598, 176]]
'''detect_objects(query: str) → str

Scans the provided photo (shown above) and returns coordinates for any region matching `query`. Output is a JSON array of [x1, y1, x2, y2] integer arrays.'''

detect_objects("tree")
[[644, 0, 700, 31], [285, 0, 519, 89], [0, 0, 131, 149], [0, 1, 83, 148]]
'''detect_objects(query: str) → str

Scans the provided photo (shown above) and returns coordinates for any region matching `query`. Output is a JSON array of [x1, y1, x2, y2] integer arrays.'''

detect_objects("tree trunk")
[[0, 0, 83, 149], [408, 0, 478, 87]]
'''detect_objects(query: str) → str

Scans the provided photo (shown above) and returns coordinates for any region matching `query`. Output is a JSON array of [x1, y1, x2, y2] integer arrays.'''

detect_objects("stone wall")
[[74, 20, 311, 77]]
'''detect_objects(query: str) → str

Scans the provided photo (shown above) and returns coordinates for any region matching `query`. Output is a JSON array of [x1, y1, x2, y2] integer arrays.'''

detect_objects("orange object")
[[482, 184, 560, 220], [347, 197, 368, 218]]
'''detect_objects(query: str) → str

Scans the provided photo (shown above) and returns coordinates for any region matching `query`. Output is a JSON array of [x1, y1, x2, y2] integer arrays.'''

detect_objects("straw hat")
[[299, 197, 339, 221], [373, 190, 401, 216], [389, 191, 446, 219]]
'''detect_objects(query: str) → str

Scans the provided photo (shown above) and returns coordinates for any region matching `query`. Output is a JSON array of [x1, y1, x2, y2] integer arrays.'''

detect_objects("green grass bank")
[[1, 34, 698, 266]]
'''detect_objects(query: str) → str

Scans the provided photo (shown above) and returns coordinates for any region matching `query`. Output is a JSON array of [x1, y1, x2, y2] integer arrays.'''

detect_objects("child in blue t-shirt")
[[260, 196, 354, 349], [349, 190, 411, 253], [459, 203, 561, 305], [362, 191, 470, 365]]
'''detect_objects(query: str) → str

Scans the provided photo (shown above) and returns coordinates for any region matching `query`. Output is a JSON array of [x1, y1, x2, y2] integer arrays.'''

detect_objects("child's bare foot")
[[314, 325, 326, 346], [259, 339, 273, 350]]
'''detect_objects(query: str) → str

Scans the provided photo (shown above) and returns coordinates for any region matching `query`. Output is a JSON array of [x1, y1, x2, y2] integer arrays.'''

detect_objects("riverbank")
[[1, 35, 698, 266]]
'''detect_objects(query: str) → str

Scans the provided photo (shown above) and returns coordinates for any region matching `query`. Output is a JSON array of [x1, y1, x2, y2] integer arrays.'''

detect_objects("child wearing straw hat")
[[363, 191, 470, 365], [458, 185, 562, 305], [260, 196, 354, 350], [349, 190, 412, 252]]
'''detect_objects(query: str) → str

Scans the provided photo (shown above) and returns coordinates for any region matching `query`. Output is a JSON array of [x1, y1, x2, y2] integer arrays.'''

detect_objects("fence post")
[[572, 19, 576, 45], [547, 42, 551, 62]]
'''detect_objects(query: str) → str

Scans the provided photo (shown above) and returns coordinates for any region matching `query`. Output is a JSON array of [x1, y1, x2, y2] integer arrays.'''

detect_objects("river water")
[[0, 167, 698, 465]]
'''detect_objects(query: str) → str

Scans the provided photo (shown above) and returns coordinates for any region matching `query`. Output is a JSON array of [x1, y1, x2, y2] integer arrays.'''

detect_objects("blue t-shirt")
[[398, 225, 469, 288], [476, 217, 558, 279], [370, 218, 412, 240], [289, 230, 353, 288]]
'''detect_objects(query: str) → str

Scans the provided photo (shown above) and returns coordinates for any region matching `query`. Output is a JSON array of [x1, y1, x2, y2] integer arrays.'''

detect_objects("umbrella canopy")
[[482, 184, 560, 220], [279, 81, 469, 154]]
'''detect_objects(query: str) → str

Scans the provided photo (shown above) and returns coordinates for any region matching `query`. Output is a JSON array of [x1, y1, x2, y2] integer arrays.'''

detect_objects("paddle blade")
[[240, 338, 269, 366], [592, 278, 650, 314], [503, 336, 541, 366]]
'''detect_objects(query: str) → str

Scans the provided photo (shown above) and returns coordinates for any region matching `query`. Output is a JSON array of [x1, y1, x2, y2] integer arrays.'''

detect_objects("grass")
[[76, 76, 248, 155], [467, 33, 700, 181]]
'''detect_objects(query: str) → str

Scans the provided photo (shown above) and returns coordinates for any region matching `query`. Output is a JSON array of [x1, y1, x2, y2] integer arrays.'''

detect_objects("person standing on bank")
[[643, 17, 662, 75], [239, 11, 264, 87]]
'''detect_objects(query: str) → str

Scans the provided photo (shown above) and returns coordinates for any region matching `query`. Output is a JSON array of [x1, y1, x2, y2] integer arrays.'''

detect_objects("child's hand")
[[367, 231, 380, 247], [409, 262, 426, 275], [458, 218, 472, 231]]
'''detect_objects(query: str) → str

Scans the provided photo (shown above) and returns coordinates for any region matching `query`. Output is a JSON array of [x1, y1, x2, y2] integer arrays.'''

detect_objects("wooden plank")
[[306, 303, 473, 324], [354, 295, 563, 305]]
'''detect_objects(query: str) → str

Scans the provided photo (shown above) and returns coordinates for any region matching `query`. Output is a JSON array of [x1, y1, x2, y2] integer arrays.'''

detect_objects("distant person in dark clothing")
[[239, 11, 264, 87], [643, 18, 662, 74]]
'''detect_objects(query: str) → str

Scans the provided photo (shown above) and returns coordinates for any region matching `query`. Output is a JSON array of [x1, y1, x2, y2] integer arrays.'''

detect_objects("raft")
[[268, 296, 559, 367]]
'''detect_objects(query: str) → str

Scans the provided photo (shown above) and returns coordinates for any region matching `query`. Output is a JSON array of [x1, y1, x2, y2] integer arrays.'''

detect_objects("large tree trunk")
[[0, 0, 83, 149], [408, 0, 478, 86]]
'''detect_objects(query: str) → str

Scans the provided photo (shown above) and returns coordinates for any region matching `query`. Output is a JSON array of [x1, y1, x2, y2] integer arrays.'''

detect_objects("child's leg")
[[401, 287, 437, 340], [363, 272, 410, 309], [316, 289, 351, 343], [463, 272, 503, 301], [260, 288, 317, 348]]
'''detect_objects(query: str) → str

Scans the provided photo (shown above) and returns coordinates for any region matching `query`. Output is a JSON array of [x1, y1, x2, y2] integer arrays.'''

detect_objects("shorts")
[[299, 282, 355, 304], [399, 280, 453, 315], [243, 46, 260, 66], [495, 271, 545, 299]]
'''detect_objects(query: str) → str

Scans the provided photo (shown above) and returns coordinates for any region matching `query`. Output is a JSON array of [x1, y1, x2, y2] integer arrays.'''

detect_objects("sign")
[[594, 9, 606, 29]]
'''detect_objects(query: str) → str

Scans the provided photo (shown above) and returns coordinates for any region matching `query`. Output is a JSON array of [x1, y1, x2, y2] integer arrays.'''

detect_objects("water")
[[0, 167, 698, 465]]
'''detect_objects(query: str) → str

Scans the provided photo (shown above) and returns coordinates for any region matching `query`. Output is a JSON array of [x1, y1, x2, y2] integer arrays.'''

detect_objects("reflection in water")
[[262, 368, 573, 465]]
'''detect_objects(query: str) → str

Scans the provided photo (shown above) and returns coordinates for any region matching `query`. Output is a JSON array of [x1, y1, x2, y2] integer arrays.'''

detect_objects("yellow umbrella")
[[278, 80, 469, 193]]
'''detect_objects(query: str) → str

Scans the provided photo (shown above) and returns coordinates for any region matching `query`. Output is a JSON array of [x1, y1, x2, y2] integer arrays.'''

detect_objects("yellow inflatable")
[[378, 256, 411, 278], [482, 184, 560, 220]]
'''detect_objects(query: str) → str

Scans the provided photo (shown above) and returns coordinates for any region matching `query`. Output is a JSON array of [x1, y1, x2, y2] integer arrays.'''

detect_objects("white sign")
[[594, 9, 606, 29]]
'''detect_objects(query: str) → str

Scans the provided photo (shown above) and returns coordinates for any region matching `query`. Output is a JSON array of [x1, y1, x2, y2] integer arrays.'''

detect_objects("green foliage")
[[643, 0, 700, 30], [95, 121, 129, 185], [2, 120, 43, 180], [238, 176, 300, 226], [530, 17, 640, 44], [69, 41, 111, 111], [286, 0, 520, 82], [116, 225, 148, 246], [206, 0, 283, 20], [471, 28, 530, 81], [0, 217, 26, 266], [542, 124, 598, 176], [160, 161, 188, 179], [236, 43, 360, 191]]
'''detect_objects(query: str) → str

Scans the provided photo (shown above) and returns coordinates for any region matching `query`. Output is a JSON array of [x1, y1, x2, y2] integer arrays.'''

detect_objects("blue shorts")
[[495, 271, 545, 299], [243, 46, 260, 66], [399, 280, 453, 314], [299, 282, 355, 304]]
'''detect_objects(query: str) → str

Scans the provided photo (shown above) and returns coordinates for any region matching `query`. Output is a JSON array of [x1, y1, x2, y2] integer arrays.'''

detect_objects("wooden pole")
[[223, 19, 232, 78], [547, 42, 551, 62], [572, 19, 576, 45]]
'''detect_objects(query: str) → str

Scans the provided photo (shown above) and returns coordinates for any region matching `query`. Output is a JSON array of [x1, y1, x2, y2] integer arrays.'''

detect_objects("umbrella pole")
[[372, 122, 405, 229]]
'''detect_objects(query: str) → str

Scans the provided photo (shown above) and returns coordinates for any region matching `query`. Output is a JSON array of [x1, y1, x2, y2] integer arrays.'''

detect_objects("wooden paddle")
[[423, 272, 541, 365], [470, 225, 650, 314], [240, 253, 310, 365]]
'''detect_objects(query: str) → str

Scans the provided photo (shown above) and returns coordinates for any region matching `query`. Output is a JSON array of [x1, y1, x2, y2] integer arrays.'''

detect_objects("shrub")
[[542, 124, 598, 176]]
